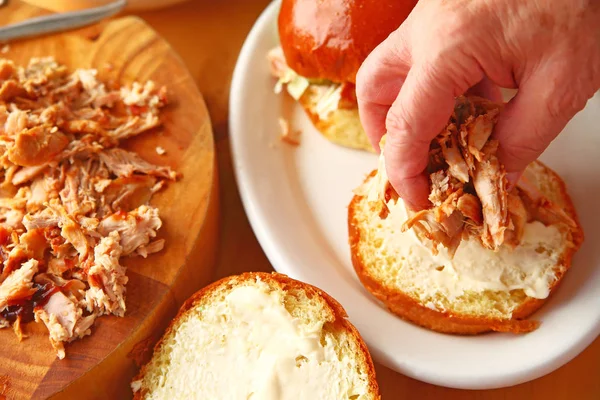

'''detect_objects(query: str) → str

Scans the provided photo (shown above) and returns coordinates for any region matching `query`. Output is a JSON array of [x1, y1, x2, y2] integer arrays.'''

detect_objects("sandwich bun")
[[132, 272, 381, 399], [278, 0, 418, 83]]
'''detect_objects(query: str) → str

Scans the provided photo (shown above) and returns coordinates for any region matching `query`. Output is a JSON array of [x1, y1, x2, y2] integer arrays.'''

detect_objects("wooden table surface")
[[5, 1, 600, 399]]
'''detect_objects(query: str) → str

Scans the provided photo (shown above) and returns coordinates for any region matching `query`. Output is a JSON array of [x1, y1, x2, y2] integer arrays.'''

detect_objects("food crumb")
[[151, 180, 166, 193], [278, 117, 300, 146], [155, 146, 166, 155], [1, 44, 9, 54], [131, 380, 142, 392], [13, 316, 26, 342]]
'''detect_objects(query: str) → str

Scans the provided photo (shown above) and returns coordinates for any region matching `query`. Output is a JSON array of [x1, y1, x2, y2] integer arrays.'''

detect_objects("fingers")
[[384, 60, 483, 210], [467, 76, 503, 103], [494, 72, 587, 186], [383, 136, 432, 210], [356, 29, 411, 151]]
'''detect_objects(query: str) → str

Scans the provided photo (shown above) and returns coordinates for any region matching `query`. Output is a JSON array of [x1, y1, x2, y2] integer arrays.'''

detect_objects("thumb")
[[384, 60, 483, 210], [494, 73, 586, 185]]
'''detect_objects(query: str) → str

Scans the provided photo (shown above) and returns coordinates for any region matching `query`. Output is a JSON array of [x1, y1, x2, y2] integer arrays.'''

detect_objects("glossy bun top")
[[278, 0, 418, 83]]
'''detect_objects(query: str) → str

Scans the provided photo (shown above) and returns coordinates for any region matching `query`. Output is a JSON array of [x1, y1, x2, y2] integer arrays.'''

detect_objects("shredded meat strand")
[[0, 57, 177, 359], [381, 96, 572, 256]]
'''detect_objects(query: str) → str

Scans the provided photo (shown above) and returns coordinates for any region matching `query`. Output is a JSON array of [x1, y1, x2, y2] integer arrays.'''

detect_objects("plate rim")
[[229, 0, 600, 390]]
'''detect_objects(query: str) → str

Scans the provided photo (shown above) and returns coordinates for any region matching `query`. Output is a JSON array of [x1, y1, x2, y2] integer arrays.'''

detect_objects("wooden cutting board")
[[0, 16, 219, 400]]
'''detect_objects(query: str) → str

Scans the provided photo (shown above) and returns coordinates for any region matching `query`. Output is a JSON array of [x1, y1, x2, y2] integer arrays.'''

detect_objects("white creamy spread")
[[147, 283, 369, 399], [362, 151, 566, 305]]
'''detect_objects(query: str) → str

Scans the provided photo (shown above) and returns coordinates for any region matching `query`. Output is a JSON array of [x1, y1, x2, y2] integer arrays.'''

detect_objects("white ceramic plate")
[[229, 0, 600, 390]]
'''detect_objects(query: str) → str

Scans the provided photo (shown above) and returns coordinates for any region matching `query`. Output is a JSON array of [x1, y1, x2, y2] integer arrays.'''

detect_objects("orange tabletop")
[[137, 2, 600, 399], [4, 1, 600, 399]]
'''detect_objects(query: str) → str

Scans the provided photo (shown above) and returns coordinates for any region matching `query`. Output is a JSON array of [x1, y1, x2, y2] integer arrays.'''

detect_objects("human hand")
[[356, 0, 600, 210]]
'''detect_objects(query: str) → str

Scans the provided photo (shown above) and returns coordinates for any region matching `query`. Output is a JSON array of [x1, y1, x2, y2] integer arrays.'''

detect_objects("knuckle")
[[511, 140, 544, 158], [544, 98, 564, 123], [385, 138, 427, 179], [388, 27, 411, 62], [355, 66, 374, 102], [544, 87, 587, 123], [502, 139, 545, 168], [428, 4, 472, 45], [355, 65, 368, 93], [540, 64, 593, 123], [385, 107, 413, 140], [424, 51, 482, 97], [436, 11, 464, 39], [415, 46, 481, 99]]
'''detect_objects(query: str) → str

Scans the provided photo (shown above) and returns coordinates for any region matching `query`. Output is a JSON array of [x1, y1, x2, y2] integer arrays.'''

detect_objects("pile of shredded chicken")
[[0, 57, 177, 359], [379, 96, 576, 258]]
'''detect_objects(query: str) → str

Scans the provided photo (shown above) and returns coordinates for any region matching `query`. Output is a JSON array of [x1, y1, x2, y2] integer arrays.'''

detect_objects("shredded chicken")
[[377, 96, 571, 257], [0, 57, 177, 359], [97, 206, 161, 255], [84, 232, 127, 317], [135, 238, 165, 258], [0, 260, 38, 308], [516, 169, 577, 229], [99, 148, 176, 180], [278, 117, 300, 146]]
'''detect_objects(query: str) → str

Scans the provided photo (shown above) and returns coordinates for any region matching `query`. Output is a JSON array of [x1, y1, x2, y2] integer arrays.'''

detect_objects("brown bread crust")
[[297, 90, 373, 151], [132, 272, 381, 399], [348, 162, 584, 334], [278, 0, 417, 83]]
